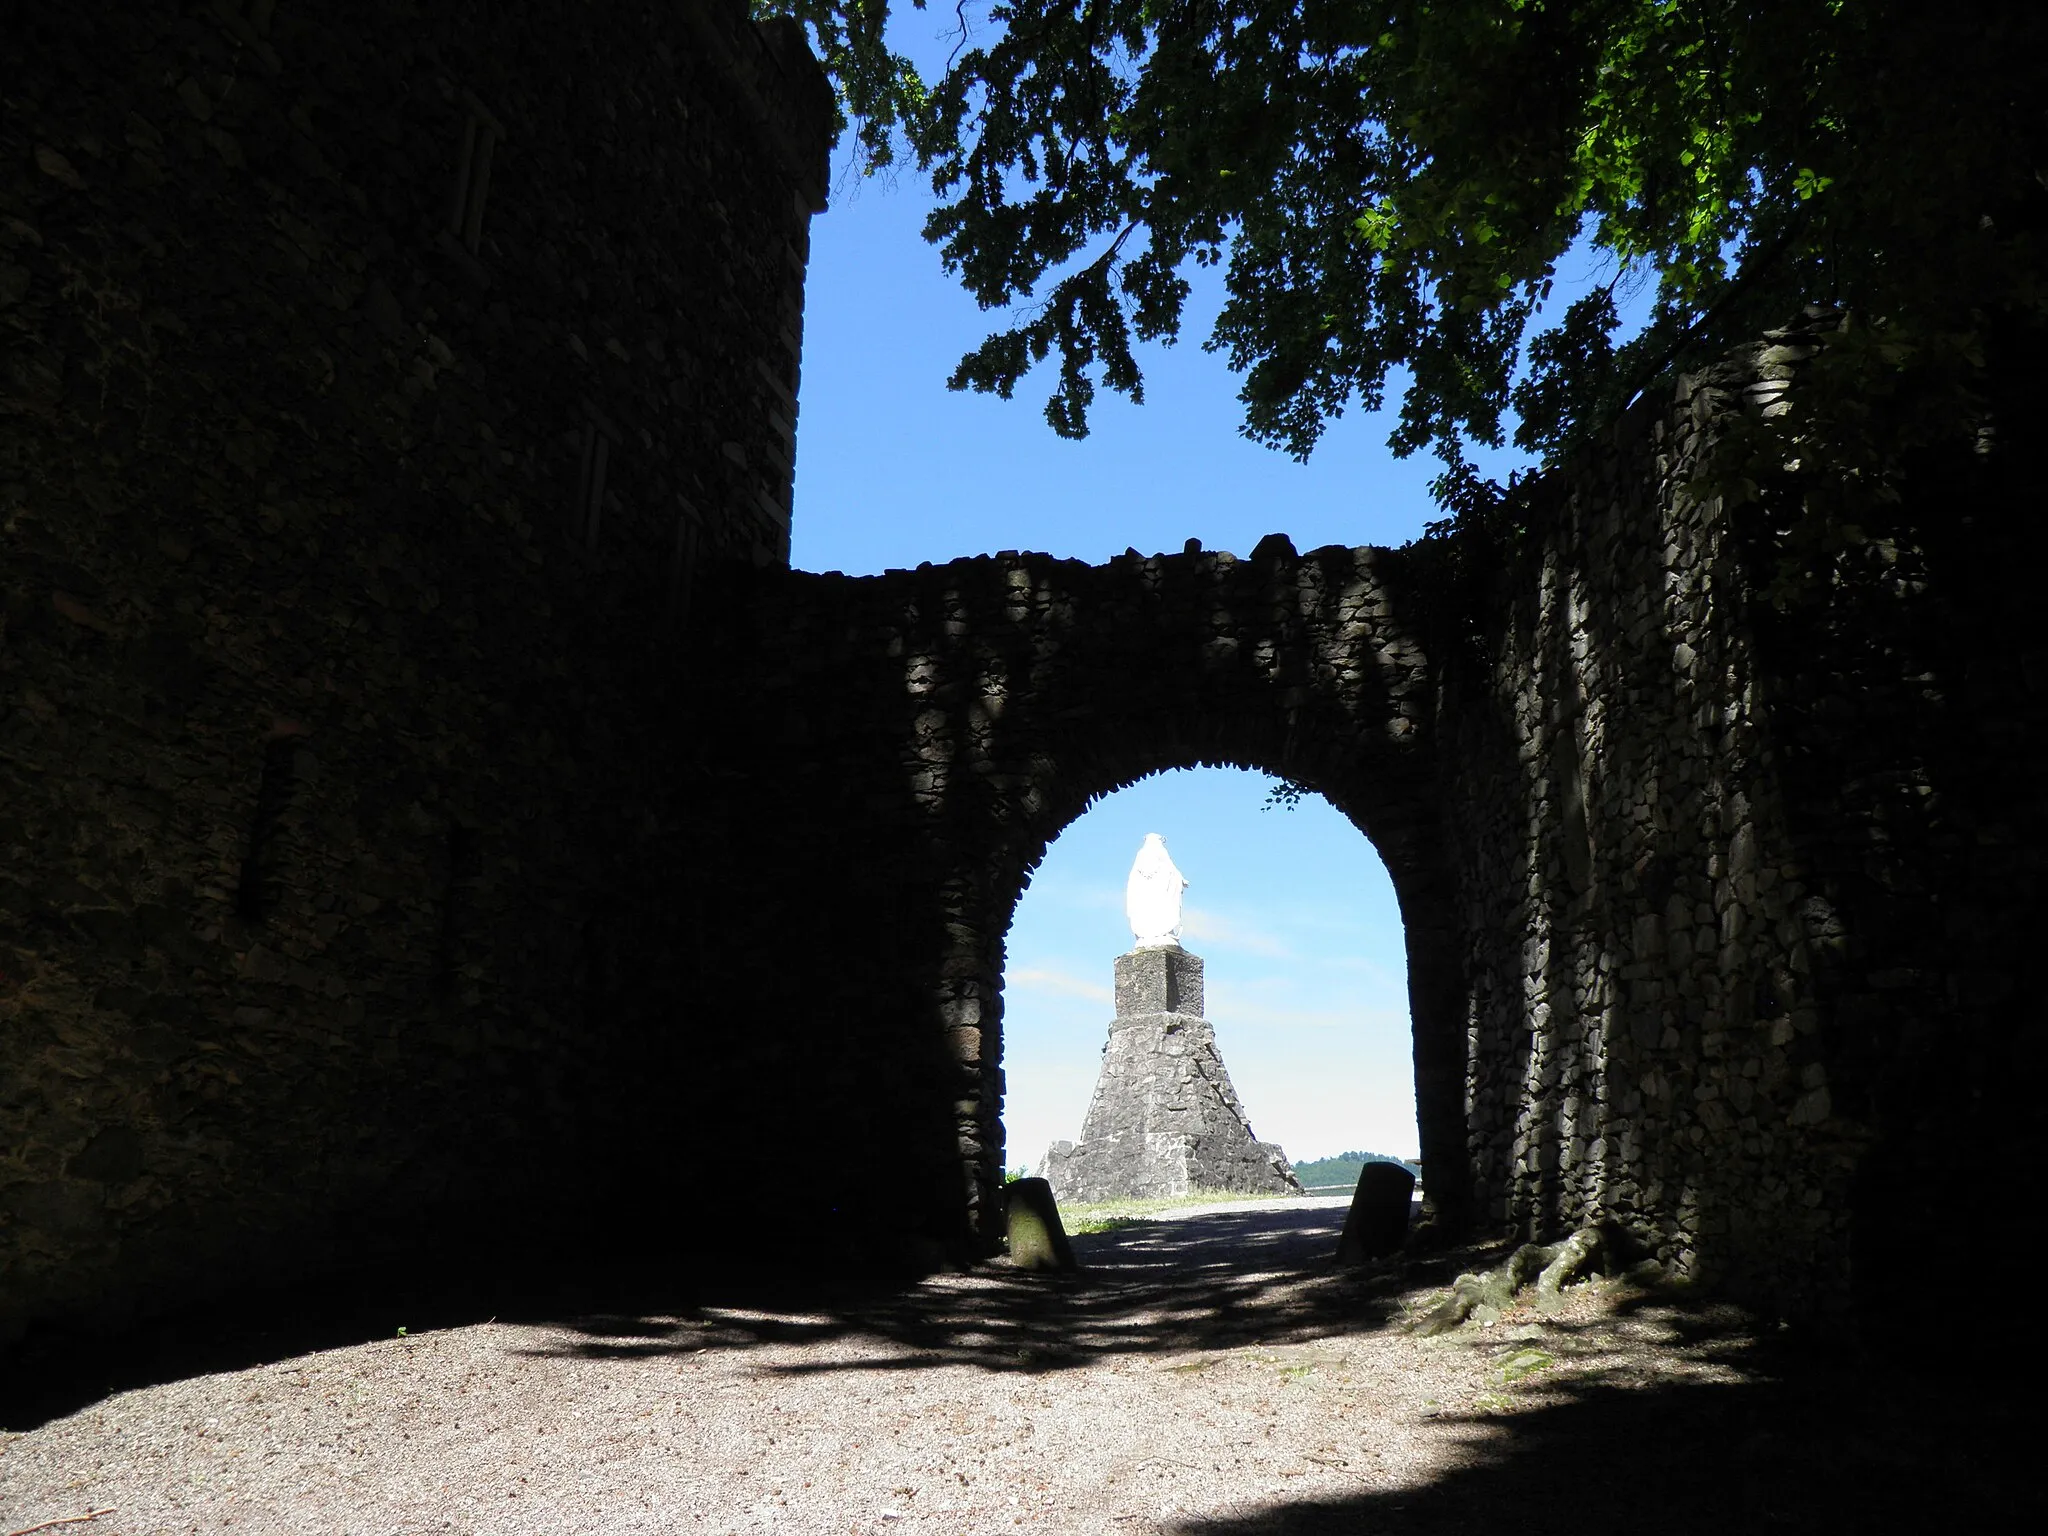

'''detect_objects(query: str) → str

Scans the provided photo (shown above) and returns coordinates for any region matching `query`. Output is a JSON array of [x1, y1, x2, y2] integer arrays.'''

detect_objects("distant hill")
[[1289, 1151, 1422, 1190]]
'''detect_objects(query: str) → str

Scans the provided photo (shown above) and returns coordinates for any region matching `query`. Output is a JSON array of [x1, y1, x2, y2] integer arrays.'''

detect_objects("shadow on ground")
[[4, 1202, 2036, 1525], [1, 1203, 1368, 1427], [521, 1202, 1392, 1374], [1162, 1367, 2039, 1531], [516, 1204, 2043, 1524]]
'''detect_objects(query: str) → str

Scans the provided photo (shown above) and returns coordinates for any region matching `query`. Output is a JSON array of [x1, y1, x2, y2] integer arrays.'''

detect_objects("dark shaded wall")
[[1729, 335, 2048, 1333], [1443, 329, 2044, 1323], [1441, 357, 1862, 1316], [0, 0, 830, 1346]]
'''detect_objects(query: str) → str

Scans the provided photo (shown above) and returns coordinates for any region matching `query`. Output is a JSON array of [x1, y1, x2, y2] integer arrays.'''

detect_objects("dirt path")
[[0, 1200, 2030, 1533]]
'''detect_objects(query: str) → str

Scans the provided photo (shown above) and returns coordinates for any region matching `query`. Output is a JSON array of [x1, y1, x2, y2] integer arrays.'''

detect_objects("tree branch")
[[8, 1512, 119, 1536]]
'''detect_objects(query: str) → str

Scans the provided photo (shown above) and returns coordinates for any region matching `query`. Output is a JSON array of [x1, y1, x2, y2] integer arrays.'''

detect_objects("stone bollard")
[[1335, 1161, 1416, 1264], [1004, 1177, 1077, 1272]]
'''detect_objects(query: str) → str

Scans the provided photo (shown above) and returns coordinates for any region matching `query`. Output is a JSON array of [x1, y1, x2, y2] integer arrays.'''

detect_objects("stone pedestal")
[[1041, 945, 1301, 1204], [1114, 946, 1204, 1017]]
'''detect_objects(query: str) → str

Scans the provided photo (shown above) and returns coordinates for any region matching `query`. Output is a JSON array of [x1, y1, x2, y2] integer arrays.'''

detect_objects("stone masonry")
[[1041, 946, 1301, 1203], [4, 5, 2040, 1363]]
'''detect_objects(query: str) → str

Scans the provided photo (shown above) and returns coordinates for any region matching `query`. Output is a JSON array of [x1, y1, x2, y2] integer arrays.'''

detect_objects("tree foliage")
[[768, 0, 2048, 508], [1292, 1151, 1421, 1187], [754, 0, 929, 171], [1261, 775, 1309, 811]]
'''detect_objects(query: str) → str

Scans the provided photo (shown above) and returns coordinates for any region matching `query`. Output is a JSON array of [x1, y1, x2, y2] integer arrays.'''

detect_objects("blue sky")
[[784, 9, 1605, 1169]]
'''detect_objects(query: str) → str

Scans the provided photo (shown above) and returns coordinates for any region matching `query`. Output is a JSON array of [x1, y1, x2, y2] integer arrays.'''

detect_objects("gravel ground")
[[1, 1196, 2034, 1534]]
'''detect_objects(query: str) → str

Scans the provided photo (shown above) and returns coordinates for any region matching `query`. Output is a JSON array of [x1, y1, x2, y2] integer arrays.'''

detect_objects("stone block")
[[1004, 1177, 1075, 1272], [1113, 946, 1203, 1018], [1335, 1161, 1416, 1263]]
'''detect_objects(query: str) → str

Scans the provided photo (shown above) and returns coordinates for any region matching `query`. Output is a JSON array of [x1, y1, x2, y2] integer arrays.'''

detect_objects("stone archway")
[[689, 388, 1892, 1327], [702, 538, 1470, 1249]]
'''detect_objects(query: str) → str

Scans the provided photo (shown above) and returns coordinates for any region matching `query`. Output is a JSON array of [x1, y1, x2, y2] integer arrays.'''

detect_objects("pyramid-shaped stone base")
[[1041, 948, 1301, 1204]]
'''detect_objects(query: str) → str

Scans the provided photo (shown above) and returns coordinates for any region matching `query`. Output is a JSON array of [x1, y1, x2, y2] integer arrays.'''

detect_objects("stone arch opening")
[[944, 738, 1464, 1245], [993, 765, 1422, 1206]]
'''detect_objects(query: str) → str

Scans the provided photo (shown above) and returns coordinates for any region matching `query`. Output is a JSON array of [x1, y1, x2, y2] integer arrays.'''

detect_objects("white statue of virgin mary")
[[1125, 833, 1188, 949]]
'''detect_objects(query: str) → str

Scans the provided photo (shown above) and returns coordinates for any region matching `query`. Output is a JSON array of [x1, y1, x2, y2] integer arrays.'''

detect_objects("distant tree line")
[[1291, 1151, 1421, 1189]]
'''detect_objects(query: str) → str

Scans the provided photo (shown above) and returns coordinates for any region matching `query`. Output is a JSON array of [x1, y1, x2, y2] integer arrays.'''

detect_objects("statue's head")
[[1129, 833, 1186, 895]]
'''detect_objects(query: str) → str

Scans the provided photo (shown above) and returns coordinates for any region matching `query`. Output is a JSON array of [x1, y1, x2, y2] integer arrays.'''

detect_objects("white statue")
[[1125, 833, 1188, 949]]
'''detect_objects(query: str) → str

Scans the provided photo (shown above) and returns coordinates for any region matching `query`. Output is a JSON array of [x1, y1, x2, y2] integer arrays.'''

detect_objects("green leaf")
[[766, 0, 2048, 518]]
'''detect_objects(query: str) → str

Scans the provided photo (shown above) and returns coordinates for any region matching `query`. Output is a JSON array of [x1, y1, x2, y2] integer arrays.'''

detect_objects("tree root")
[[1411, 1226, 1611, 1337]]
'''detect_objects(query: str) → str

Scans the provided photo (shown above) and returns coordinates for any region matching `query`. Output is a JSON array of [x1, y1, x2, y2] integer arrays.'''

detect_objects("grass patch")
[[1059, 1188, 1302, 1235], [1069, 1216, 1149, 1236], [1498, 1348, 1556, 1383]]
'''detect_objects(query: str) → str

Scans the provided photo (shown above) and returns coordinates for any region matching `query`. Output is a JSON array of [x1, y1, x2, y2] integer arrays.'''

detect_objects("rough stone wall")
[[715, 494, 1862, 1303], [1728, 337, 2047, 1332], [1443, 328, 2046, 1324], [1442, 371, 1861, 1317], [724, 504, 1856, 1304], [0, 0, 829, 1346]]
